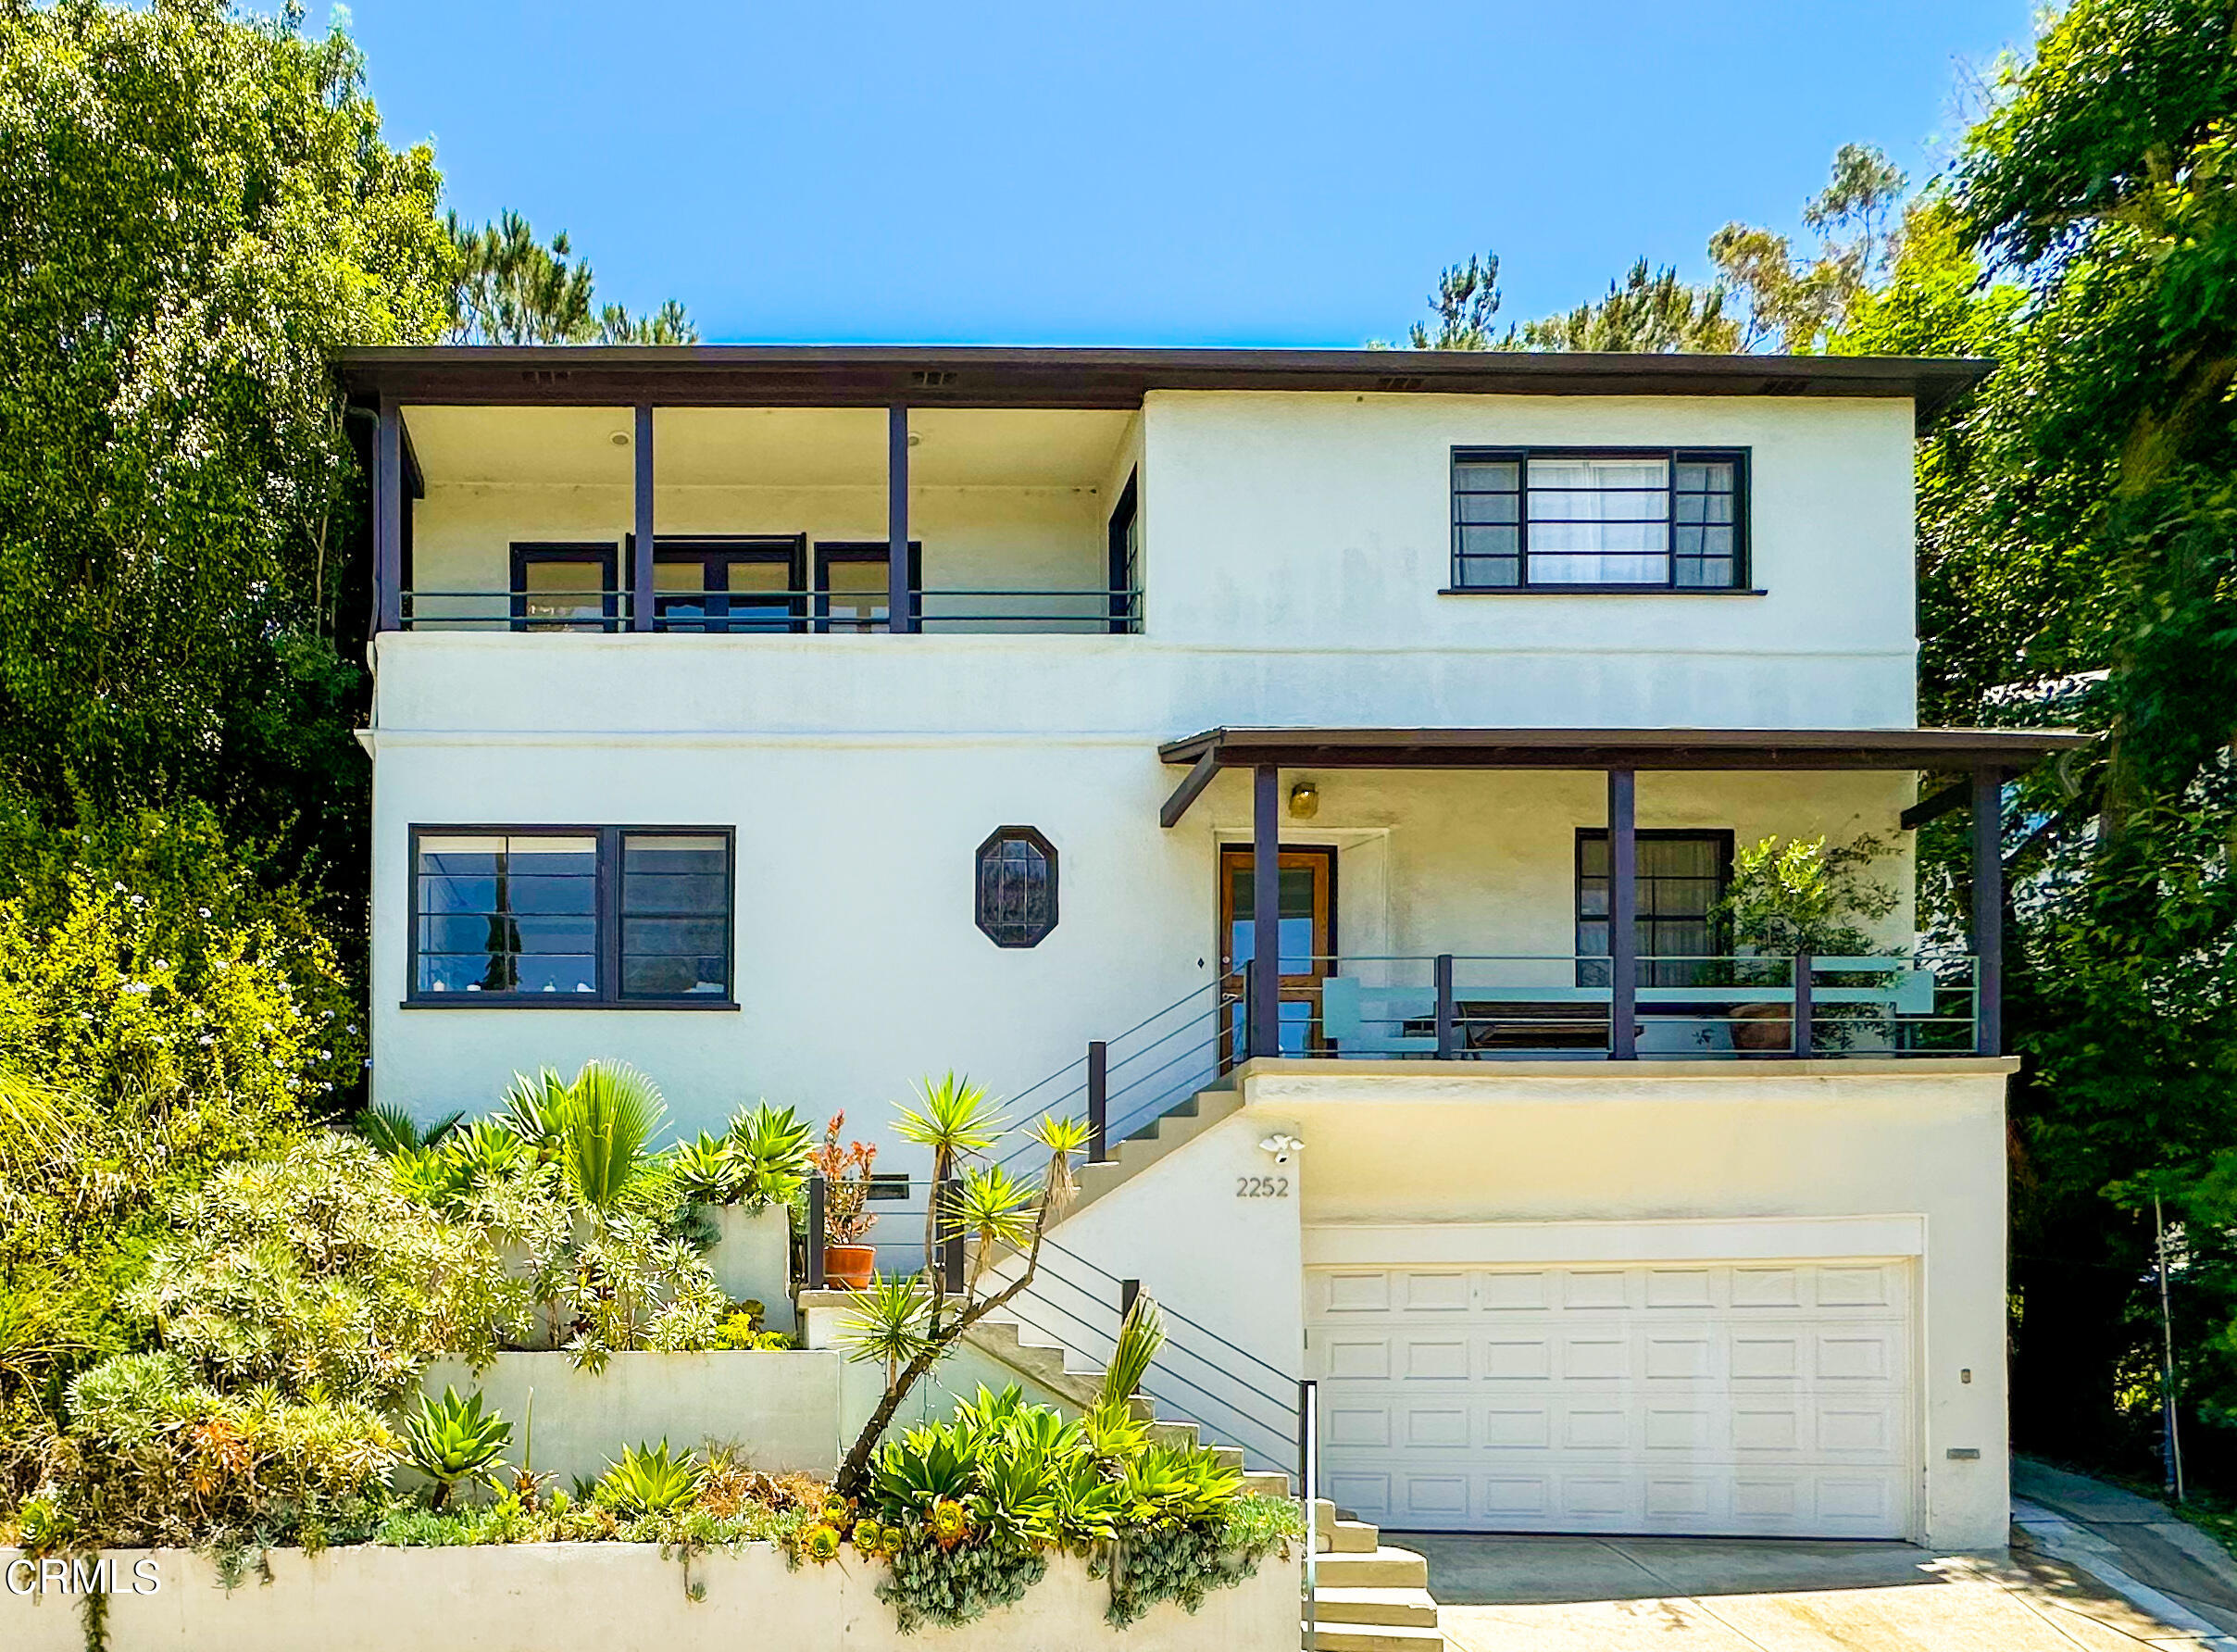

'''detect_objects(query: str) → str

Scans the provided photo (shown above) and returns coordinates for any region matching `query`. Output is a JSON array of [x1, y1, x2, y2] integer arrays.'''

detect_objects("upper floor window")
[[1450, 448, 1747, 591], [410, 826, 734, 1006]]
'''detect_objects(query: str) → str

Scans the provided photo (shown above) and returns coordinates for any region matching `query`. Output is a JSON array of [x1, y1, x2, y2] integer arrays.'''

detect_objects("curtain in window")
[[1527, 457, 1669, 583]]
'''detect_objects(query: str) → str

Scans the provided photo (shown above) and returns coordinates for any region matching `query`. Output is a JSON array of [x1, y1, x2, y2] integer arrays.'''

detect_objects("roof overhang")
[[1156, 725, 2090, 827], [337, 345, 1992, 431]]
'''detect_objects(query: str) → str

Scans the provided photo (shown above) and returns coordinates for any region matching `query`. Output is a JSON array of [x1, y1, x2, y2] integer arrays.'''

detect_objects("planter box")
[[1, 1543, 1298, 1652], [419, 1349, 844, 1483], [706, 1203, 795, 1333]]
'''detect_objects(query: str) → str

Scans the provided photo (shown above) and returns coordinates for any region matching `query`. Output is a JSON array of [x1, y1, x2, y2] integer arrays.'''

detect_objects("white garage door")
[[1307, 1261, 1915, 1538]]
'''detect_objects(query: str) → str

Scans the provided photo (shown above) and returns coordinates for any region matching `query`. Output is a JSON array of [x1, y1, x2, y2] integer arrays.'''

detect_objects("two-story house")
[[342, 345, 2077, 1554]]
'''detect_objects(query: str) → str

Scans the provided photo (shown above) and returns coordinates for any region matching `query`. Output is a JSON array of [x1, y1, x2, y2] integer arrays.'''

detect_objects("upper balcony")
[[377, 403, 1143, 639]]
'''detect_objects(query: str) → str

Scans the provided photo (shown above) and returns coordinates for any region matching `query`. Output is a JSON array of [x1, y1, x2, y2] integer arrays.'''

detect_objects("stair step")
[[1310, 1587, 1441, 1629], [1326, 1519, 1379, 1554], [1313, 1548, 1431, 1590], [1241, 1471, 1291, 1497], [1301, 1621, 1446, 1652], [1207, 1446, 1245, 1471]]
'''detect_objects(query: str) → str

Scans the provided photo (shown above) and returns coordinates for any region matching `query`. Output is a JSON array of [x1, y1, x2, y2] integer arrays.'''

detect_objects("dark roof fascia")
[[336, 346, 1992, 430], [1156, 725, 2091, 773]]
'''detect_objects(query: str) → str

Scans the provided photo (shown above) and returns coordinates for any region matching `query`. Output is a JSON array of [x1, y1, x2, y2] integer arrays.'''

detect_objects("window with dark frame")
[[647, 535, 806, 633], [974, 827, 1058, 948], [1450, 448, 1747, 590], [1575, 829, 1734, 989], [814, 541, 921, 633], [509, 544, 620, 632], [1106, 472, 1141, 634], [410, 827, 734, 1006]]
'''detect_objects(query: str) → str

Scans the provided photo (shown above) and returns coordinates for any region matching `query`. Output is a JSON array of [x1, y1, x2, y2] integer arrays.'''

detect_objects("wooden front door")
[[1219, 845, 1337, 1058]]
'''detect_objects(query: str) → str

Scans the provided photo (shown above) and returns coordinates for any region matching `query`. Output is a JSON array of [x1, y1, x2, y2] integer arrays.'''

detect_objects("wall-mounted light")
[[1288, 782, 1319, 820], [1258, 1133, 1305, 1165], [906, 432, 923, 448], [609, 431, 631, 447]]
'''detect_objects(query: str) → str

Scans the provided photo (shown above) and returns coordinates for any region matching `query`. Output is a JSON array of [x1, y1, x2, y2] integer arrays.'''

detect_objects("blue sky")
[[335, 0, 2034, 347]]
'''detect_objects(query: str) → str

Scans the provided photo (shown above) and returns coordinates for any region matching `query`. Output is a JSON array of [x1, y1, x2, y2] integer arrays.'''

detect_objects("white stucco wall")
[[1231, 1057, 2014, 1550], [0, 1544, 1299, 1652]]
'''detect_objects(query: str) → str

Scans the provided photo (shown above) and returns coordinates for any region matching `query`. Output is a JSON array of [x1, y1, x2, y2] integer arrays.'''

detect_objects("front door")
[[1218, 845, 1335, 1058]]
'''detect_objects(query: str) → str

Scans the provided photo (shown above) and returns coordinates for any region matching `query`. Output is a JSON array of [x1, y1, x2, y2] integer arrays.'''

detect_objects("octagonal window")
[[975, 827, 1057, 948]]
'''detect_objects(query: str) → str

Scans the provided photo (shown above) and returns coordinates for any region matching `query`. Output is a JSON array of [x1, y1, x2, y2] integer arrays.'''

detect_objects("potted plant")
[[812, 1112, 880, 1289], [1710, 833, 1898, 1053]]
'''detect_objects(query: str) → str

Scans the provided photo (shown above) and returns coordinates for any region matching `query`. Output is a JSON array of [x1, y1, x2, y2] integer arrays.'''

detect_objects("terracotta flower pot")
[[823, 1245, 877, 1290], [1729, 1001, 1794, 1053]]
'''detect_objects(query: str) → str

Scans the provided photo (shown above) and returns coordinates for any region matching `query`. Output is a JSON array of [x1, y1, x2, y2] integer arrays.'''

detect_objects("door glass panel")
[[822, 557, 890, 632], [654, 557, 710, 631], [724, 559, 796, 632], [520, 559, 611, 631], [1227, 863, 1322, 974]]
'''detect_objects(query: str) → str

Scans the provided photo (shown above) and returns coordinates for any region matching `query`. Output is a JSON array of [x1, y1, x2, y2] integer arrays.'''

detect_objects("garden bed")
[[418, 1349, 845, 1483], [0, 1542, 1300, 1652]]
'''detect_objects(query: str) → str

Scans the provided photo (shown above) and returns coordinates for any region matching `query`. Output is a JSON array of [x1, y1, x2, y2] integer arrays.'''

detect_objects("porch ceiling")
[[1156, 725, 2089, 826]]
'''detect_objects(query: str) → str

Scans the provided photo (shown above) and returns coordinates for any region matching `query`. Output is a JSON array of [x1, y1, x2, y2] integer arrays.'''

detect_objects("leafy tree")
[[1509, 258, 1743, 353], [0, 0, 453, 883], [1406, 252, 1505, 349]]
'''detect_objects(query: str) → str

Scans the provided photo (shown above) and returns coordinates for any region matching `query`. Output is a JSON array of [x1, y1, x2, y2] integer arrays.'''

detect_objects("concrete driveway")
[[1393, 1531, 2228, 1650]]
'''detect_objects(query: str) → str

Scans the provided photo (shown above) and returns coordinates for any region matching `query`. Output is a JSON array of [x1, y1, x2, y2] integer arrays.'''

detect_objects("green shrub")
[[127, 1134, 515, 1403]]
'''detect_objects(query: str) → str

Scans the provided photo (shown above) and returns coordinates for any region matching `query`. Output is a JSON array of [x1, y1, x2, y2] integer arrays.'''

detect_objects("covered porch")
[[1157, 725, 2086, 1067]]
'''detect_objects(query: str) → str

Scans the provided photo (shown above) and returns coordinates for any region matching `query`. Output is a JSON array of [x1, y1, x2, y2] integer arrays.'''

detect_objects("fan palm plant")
[[551, 1061, 668, 1215]]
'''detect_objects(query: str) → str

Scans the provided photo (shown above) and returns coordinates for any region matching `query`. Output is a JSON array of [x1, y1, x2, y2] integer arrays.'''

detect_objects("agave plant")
[[727, 1102, 814, 1208], [403, 1387, 512, 1510], [670, 1131, 741, 1206], [594, 1440, 705, 1516], [446, 1120, 528, 1187], [496, 1068, 569, 1157]]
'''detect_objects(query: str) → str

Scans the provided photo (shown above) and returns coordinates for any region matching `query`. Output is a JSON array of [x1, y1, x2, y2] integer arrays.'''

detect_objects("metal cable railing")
[[399, 585, 1143, 634]]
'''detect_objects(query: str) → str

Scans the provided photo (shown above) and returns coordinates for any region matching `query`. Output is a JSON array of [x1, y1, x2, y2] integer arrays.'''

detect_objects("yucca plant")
[[894, 1072, 1004, 1287], [949, 1164, 1037, 1289], [403, 1387, 512, 1510], [838, 1273, 933, 1389], [1098, 1291, 1164, 1407], [594, 1440, 704, 1516]]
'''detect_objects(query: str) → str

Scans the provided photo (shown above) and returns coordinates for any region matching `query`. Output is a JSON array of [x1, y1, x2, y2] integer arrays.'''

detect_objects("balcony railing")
[[1236, 952, 1981, 1060], [397, 587, 1142, 635]]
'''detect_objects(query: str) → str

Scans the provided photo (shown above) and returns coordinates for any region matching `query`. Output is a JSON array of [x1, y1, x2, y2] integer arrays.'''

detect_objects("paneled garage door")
[[1306, 1261, 1915, 1538]]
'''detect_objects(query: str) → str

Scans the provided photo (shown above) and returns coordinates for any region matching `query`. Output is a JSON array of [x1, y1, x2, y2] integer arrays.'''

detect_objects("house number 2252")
[[1235, 1176, 1289, 1198]]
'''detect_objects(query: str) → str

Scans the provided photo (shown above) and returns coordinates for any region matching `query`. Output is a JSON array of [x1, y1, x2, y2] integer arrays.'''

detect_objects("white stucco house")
[[344, 344, 2077, 1555]]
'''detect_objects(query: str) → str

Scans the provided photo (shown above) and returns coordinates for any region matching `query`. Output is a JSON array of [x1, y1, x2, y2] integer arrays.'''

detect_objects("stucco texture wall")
[[0, 1543, 1300, 1652], [1235, 1058, 2013, 1549]]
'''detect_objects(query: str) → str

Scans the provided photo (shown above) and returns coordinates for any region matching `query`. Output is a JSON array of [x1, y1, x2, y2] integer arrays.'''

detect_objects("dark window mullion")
[[599, 827, 622, 1003]]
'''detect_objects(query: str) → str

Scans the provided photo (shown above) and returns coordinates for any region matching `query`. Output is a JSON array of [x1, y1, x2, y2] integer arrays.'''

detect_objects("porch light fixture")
[[609, 431, 630, 446], [1258, 1133, 1304, 1165], [1288, 782, 1318, 820]]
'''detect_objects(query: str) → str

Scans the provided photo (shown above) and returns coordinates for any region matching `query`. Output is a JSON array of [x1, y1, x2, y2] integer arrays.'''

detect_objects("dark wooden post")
[[941, 1177, 964, 1291], [1086, 1040, 1108, 1163], [806, 1172, 827, 1289], [1793, 951, 1814, 1058], [1972, 767, 2004, 1057], [373, 396, 402, 634], [631, 405, 655, 632], [1608, 768, 1638, 1059], [1434, 953, 1456, 1058], [1251, 764, 1281, 1058], [888, 406, 912, 633]]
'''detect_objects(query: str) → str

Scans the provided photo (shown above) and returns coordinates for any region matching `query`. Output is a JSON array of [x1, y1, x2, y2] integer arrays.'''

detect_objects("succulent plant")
[[594, 1440, 704, 1517], [402, 1387, 511, 1510]]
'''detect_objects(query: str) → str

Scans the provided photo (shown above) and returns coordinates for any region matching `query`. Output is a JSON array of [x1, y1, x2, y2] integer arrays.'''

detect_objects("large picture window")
[[1576, 829, 1733, 988], [1451, 448, 1747, 591], [410, 826, 734, 1007]]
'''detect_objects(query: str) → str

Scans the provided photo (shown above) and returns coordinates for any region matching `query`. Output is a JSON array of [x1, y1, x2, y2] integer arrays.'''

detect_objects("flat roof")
[[1158, 725, 2089, 771], [338, 345, 1992, 428]]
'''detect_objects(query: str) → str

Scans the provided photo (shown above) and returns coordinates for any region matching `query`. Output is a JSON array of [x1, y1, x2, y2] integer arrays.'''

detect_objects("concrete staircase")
[[965, 1085, 1449, 1652]]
